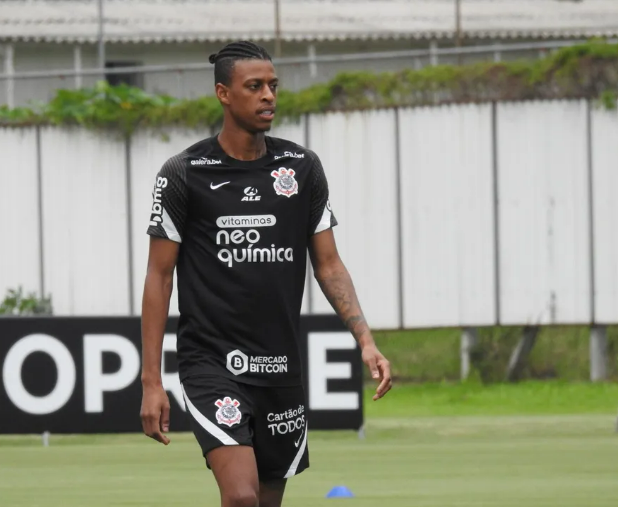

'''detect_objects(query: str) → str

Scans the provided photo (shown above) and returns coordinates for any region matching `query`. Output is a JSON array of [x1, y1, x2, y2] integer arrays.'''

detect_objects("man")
[[140, 40, 392, 507]]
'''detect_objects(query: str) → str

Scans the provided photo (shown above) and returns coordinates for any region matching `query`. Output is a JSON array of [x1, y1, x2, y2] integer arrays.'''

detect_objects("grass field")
[[2, 382, 618, 507]]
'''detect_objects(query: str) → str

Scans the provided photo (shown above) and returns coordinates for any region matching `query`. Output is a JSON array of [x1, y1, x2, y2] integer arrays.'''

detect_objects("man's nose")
[[262, 85, 275, 102]]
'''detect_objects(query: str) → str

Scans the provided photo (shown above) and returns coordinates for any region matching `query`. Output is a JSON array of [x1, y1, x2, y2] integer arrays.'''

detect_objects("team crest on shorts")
[[214, 397, 242, 427], [271, 168, 298, 197]]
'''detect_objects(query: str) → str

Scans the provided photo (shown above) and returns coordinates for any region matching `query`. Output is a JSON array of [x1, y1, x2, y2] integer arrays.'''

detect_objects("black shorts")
[[180, 374, 309, 482]]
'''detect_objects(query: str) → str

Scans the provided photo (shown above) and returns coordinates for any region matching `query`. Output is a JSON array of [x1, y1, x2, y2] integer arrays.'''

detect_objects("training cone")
[[326, 486, 355, 498]]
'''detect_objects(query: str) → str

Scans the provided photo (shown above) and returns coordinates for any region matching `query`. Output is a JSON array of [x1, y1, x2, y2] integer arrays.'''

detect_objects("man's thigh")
[[181, 375, 255, 466], [251, 383, 309, 482]]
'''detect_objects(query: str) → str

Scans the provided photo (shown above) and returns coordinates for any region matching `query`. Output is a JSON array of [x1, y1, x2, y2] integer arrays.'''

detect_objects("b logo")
[[226, 349, 248, 376]]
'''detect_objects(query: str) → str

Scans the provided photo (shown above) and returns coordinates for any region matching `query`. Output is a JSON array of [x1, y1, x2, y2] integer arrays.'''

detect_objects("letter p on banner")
[[84, 334, 140, 413]]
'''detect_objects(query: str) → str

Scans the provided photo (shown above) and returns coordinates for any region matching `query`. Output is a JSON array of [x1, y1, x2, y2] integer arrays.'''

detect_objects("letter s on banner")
[[2, 334, 76, 415], [84, 334, 140, 413], [308, 332, 359, 410]]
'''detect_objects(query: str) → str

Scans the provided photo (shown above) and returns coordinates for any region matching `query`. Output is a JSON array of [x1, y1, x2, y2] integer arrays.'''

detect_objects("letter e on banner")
[[308, 332, 359, 410]]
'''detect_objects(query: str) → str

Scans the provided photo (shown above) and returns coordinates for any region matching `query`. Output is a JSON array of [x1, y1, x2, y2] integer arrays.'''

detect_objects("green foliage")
[[373, 324, 618, 384], [0, 287, 53, 316], [1, 40, 618, 132]]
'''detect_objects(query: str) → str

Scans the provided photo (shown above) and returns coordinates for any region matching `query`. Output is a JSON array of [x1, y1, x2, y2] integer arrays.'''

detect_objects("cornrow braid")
[[209, 41, 272, 86]]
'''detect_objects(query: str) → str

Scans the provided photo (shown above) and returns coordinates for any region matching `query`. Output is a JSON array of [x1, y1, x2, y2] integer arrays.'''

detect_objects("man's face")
[[217, 59, 278, 133]]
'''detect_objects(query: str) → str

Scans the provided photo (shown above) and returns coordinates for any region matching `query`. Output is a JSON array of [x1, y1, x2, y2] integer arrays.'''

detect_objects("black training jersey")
[[146, 135, 337, 387]]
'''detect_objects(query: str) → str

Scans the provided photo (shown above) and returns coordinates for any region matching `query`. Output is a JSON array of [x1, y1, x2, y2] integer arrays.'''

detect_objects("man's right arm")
[[140, 236, 179, 445], [140, 155, 187, 444]]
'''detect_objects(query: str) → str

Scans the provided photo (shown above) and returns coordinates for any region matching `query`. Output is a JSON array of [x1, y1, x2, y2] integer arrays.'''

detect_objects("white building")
[[2, 0, 618, 106]]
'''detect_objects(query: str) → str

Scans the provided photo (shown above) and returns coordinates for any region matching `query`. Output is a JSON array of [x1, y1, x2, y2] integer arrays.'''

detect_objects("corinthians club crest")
[[271, 168, 298, 197], [214, 397, 242, 427]]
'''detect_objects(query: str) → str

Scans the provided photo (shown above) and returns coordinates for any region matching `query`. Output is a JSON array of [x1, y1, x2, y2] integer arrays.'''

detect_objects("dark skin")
[[140, 58, 391, 507]]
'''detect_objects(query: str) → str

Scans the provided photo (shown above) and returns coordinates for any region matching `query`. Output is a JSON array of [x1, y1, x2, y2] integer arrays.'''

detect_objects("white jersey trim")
[[284, 422, 308, 478], [181, 384, 238, 446], [314, 203, 333, 234], [162, 208, 182, 243]]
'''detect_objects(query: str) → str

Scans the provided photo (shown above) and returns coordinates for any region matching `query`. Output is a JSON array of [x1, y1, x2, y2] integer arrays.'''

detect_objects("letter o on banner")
[[2, 334, 76, 415]]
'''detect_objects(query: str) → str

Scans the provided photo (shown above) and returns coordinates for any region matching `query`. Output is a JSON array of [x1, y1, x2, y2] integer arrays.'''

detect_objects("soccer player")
[[140, 41, 392, 507]]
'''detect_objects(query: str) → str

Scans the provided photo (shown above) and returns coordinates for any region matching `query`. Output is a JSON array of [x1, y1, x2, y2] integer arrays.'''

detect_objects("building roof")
[[1, 0, 617, 44]]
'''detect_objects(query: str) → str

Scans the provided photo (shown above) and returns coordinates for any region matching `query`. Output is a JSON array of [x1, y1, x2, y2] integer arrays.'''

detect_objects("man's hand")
[[140, 384, 171, 445], [361, 344, 392, 401]]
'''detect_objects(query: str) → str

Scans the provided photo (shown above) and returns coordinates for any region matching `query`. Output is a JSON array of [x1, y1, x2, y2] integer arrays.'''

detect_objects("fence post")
[[590, 325, 608, 382], [124, 134, 135, 316], [4, 43, 14, 108], [505, 326, 538, 382], [429, 41, 438, 66], [74, 46, 82, 89], [308, 44, 317, 79], [461, 327, 478, 380], [493, 43, 501, 62]]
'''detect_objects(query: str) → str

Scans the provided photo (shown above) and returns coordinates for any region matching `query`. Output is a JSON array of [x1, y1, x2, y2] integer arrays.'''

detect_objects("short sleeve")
[[146, 155, 188, 243], [308, 153, 338, 235]]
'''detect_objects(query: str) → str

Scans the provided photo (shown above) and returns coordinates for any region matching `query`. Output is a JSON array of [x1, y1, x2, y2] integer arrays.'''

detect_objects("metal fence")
[[2, 38, 614, 107]]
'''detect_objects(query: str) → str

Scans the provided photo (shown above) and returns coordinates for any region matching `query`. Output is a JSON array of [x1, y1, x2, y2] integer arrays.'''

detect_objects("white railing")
[[2, 38, 615, 107]]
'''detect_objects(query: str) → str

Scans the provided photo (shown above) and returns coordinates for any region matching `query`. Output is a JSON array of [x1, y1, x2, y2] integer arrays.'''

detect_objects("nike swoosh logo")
[[294, 429, 304, 448], [210, 181, 230, 190]]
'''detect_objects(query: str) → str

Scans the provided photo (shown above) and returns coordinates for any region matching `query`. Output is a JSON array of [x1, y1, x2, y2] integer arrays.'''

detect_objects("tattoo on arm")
[[314, 263, 371, 343]]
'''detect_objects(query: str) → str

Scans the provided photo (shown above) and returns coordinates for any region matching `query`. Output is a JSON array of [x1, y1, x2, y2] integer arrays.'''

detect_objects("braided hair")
[[208, 41, 272, 86]]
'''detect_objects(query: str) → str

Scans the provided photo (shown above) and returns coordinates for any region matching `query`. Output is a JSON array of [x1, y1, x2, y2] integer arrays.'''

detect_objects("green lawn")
[[2, 382, 618, 507], [362, 380, 618, 416]]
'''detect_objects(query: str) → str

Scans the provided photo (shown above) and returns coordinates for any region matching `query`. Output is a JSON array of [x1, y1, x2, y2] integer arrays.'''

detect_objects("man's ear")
[[216, 83, 231, 106]]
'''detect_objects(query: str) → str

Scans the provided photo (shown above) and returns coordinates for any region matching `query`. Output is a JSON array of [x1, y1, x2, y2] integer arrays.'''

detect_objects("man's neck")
[[218, 123, 267, 161]]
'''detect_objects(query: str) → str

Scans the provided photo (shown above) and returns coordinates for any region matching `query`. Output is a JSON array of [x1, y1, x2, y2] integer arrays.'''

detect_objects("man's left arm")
[[309, 229, 392, 401]]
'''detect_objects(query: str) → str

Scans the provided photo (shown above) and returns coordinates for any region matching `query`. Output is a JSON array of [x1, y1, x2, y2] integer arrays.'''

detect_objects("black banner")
[[0, 316, 363, 434]]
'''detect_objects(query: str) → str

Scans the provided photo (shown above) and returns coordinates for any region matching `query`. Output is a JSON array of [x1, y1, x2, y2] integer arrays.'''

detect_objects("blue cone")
[[326, 485, 355, 498]]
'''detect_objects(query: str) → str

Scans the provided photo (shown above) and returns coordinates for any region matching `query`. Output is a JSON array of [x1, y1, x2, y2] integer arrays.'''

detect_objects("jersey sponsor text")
[[274, 151, 305, 160], [191, 157, 222, 166], [216, 226, 293, 268], [216, 215, 276, 228], [267, 405, 305, 436], [226, 349, 288, 376], [242, 187, 261, 201], [149, 176, 168, 226]]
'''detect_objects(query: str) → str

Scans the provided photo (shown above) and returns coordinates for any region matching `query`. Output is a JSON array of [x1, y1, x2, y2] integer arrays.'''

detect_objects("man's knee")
[[222, 488, 259, 507]]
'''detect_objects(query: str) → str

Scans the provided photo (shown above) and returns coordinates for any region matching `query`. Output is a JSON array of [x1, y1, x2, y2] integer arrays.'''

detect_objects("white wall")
[[399, 104, 495, 328], [0, 127, 40, 299], [591, 106, 618, 324], [4, 100, 618, 328], [497, 100, 591, 325], [308, 110, 400, 329], [39, 127, 130, 315]]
